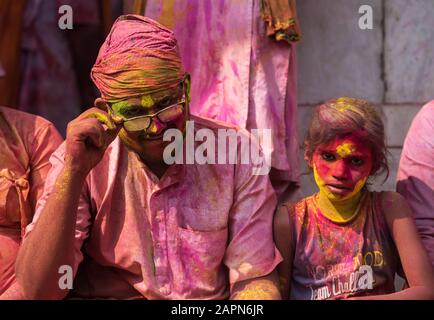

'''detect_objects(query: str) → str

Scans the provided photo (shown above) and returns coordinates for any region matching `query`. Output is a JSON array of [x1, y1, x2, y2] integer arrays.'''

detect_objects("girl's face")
[[311, 134, 373, 201]]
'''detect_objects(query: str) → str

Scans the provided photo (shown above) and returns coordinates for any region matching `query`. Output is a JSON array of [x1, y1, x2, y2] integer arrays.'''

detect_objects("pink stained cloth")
[[24, 115, 282, 299], [18, 0, 85, 136], [0, 106, 63, 297], [91, 15, 186, 104], [396, 101, 434, 265], [284, 192, 400, 300], [144, 0, 300, 185]]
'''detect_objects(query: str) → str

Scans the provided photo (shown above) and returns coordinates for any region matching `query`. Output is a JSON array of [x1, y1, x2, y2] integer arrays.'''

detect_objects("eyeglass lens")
[[123, 104, 184, 132]]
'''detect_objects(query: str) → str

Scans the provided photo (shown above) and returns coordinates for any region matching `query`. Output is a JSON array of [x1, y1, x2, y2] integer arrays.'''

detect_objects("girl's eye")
[[321, 153, 336, 161], [350, 158, 364, 166]]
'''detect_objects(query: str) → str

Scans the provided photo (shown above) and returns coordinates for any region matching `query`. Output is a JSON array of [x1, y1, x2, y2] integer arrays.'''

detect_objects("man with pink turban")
[[16, 15, 282, 300]]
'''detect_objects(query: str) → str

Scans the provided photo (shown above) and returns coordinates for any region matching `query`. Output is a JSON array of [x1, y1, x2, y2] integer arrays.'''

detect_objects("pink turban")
[[91, 15, 185, 103]]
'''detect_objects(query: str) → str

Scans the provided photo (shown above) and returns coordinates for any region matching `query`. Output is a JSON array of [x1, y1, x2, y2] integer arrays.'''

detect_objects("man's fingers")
[[83, 111, 118, 130], [104, 124, 122, 147], [73, 120, 106, 148], [69, 109, 123, 152]]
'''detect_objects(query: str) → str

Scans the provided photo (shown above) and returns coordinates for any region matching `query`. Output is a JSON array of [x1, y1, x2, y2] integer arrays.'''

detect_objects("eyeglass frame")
[[106, 80, 188, 133], [121, 99, 186, 132]]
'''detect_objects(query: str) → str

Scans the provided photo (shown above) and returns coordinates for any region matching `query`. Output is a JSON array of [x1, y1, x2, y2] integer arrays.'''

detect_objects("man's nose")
[[332, 160, 349, 180], [147, 117, 165, 136]]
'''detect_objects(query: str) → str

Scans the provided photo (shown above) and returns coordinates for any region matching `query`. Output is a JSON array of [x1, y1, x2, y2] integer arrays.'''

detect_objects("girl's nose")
[[332, 160, 349, 180]]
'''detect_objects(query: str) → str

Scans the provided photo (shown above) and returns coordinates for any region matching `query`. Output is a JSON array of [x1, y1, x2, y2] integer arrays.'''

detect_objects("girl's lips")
[[326, 184, 352, 194]]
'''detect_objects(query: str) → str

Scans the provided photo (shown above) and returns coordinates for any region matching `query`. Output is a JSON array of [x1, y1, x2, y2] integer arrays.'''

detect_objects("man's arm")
[[273, 204, 294, 299], [16, 108, 120, 299], [15, 165, 88, 299]]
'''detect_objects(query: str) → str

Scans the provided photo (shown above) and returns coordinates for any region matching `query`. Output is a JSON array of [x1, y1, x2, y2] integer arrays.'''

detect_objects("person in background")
[[396, 100, 434, 266], [0, 106, 63, 299], [143, 0, 301, 203]]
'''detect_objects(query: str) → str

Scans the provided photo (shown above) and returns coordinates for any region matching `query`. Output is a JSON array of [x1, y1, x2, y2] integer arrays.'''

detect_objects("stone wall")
[[296, 0, 434, 196]]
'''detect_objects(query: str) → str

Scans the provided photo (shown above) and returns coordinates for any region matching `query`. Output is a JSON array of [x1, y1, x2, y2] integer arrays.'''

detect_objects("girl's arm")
[[356, 191, 434, 300], [273, 204, 295, 299]]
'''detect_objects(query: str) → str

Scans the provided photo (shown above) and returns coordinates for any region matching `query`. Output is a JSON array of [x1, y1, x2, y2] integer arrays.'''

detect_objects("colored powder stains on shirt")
[[158, 0, 182, 30], [238, 262, 254, 275], [145, 0, 300, 184], [24, 115, 281, 299], [284, 192, 401, 300]]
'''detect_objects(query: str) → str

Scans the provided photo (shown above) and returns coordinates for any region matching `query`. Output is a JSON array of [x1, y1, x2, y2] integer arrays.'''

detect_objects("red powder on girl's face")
[[312, 134, 373, 197]]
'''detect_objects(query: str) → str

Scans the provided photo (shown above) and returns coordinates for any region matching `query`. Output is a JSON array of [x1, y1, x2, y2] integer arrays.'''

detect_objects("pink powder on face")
[[312, 134, 373, 192]]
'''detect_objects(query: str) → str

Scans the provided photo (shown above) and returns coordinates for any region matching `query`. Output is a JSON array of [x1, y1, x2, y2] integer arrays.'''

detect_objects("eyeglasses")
[[117, 99, 186, 132]]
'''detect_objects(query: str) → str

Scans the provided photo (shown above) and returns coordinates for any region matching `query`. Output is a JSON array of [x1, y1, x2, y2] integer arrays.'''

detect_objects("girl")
[[274, 97, 434, 299]]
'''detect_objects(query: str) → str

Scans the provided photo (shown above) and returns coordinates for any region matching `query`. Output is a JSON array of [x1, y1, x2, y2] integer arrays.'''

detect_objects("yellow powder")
[[239, 262, 253, 275], [336, 143, 355, 158], [140, 95, 154, 108], [236, 281, 279, 300]]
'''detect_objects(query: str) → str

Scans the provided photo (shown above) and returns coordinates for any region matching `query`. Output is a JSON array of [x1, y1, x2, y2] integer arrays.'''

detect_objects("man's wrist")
[[64, 157, 90, 181]]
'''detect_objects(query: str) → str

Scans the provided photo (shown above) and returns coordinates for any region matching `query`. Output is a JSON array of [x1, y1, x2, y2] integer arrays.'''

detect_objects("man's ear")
[[94, 98, 109, 111]]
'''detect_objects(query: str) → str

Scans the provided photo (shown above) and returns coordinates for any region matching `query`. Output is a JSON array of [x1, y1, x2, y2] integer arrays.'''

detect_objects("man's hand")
[[65, 106, 121, 176]]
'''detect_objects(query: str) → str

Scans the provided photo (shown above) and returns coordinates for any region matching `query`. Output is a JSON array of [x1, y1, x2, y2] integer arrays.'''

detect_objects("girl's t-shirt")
[[284, 191, 402, 300]]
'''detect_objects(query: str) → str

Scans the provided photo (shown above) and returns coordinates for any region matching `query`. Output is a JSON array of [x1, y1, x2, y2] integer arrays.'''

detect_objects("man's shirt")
[[25, 115, 282, 299]]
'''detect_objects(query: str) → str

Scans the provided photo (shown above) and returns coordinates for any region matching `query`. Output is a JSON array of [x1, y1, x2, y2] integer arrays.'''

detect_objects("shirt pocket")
[[174, 226, 228, 296]]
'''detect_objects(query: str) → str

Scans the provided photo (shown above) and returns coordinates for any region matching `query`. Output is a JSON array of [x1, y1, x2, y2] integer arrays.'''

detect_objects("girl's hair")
[[303, 97, 389, 179]]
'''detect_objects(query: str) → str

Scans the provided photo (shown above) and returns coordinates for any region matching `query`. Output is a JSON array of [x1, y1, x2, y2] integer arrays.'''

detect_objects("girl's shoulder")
[[278, 194, 317, 223]]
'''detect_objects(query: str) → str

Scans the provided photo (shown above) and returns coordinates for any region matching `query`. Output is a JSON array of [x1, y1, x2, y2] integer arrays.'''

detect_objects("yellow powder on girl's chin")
[[313, 164, 337, 200], [335, 143, 356, 158], [313, 164, 368, 201], [335, 176, 368, 204]]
